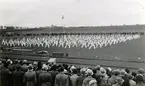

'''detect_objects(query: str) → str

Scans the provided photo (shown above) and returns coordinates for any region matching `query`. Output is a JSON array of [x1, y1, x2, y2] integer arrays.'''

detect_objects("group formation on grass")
[[2, 34, 141, 49]]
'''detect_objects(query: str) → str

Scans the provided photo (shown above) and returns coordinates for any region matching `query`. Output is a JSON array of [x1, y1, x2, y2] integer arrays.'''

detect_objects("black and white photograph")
[[0, 0, 145, 86]]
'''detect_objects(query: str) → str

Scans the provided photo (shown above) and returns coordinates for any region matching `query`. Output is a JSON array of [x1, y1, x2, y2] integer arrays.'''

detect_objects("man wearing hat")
[[138, 68, 145, 83], [49, 65, 58, 86], [54, 66, 69, 86], [108, 70, 120, 85], [136, 74, 145, 86], [12, 65, 24, 86], [82, 69, 97, 86], [23, 64, 36, 86], [39, 65, 52, 86], [70, 67, 78, 86], [33, 61, 38, 71], [21, 60, 28, 72], [0, 60, 12, 86], [112, 77, 124, 86], [76, 68, 86, 86], [128, 74, 136, 86]]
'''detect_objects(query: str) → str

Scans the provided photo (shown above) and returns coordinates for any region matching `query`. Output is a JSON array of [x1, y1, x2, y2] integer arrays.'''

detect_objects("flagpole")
[[61, 15, 65, 33]]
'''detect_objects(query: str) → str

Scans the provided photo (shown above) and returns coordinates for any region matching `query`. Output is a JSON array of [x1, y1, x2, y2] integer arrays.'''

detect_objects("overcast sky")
[[0, 0, 145, 27]]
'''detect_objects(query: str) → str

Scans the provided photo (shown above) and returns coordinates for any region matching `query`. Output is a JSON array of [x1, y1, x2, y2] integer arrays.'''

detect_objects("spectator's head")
[[72, 68, 77, 74], [116, 77, 124, 85], [95, 65, 100, 71], [20, 60, 23, 65], [16, 65, 21, 71], [77, 68, 81, 74], [64, 69, 68, 74], [128, 74, 133, 80], [7, 59, 12, 64], [131, 72, 137, 78], [28, 64, 33, 70], [86, 69, 93, 76], [114, 69, 120, 76], [136, 74, 144, 83], [3, 62, 9, 68], [120, 69, 126, 75], [58, 66, 64, 72], [123, 73, 129, 80], [23, 60, 27, 64], [33, 61, 38, 66], [42, 65, 48, 71], [138, 68, 145, 74], [125, 68, 130, 73], [2, 59, 6, 64], [107, 67, 112, 72], [80, 68, 86, 75], [63, 64, 68, 70], [92, 68, 97, 74], [106, 68, 112, 77], [56, 64, 62, 68], [100, 67, 106, 74], [50, 65, 57, 71], [105, 68, 109, 74], [14, 59, 19, 64], [70, 66, 76, 73]]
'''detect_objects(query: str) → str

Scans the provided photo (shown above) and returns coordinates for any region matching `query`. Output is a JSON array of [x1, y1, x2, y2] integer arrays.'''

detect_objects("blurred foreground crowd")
[[0, 58, 145, 86]]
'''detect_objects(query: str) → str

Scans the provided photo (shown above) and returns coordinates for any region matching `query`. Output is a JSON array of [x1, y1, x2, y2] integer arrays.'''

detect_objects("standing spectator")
[[21, 60, 28, 72], [39, 65, 52, 86], [131, 72, 137, 81], [112, 77, 124, 86], [36, 61, 43, 86], [70, 68, 78, 86], [94, 65, 104, 86], [82, 69, 97, 86], [49, 65, 58, 86], [108, 70, 120, 85], [12, 65, 24, 86], [136, 74, 145, 86], [54, 66, 69, 86], [33, 61, 38, 71], [100, 68, 110, 86], [125, 68, 130, 74], [128, 74, 136, 86], [121, 73, 130, 86], [23, 64, 37, 86], [138, 68, 145, 83], [76, 68, 86, 86], [0, 61, 12, 86], [7, 59, 14, 72], [120, 69, 126, 78], [7, 59, 14, 86], [13, 59, 20, 71]]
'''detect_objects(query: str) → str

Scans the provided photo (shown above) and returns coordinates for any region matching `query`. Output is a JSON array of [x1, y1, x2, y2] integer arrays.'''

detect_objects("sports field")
[[0, 25, 145, 71]]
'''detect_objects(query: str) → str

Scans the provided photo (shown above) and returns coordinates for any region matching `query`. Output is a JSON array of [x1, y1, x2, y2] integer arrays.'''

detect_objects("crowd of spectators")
[[2, 34, 141, 49], [0, 58, 145, 86]]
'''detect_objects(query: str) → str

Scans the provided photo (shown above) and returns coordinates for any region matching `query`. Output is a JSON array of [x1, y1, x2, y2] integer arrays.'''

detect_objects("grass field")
[[1, 35, 145, 72]]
